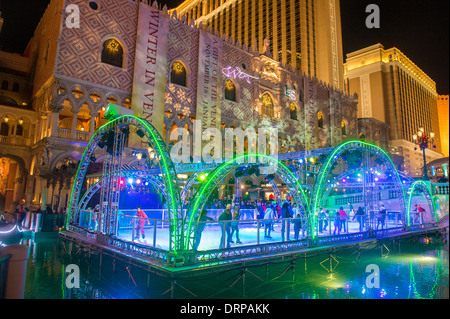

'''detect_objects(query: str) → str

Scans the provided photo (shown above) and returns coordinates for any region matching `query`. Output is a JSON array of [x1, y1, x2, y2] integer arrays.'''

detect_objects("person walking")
[[338, 206, 347, 233], [230, 205, 242, 244], [133, 205, 149, 240], [333, 210, 341, 235], [193, 209, 214, 250], [218, 204, 232, 249], [263, 204, 275, 239], [280, 202, 291, 241]]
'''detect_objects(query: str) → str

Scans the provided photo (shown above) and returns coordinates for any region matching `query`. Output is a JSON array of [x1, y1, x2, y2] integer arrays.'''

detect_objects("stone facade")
[[0, 0, 357, 212]]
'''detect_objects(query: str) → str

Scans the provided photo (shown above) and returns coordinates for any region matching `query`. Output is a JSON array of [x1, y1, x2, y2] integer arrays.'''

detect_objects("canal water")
[[2, 233, 449, 299]]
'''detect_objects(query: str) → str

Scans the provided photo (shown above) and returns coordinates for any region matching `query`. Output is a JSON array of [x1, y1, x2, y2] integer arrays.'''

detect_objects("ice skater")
[[133, 205, 149, 240]]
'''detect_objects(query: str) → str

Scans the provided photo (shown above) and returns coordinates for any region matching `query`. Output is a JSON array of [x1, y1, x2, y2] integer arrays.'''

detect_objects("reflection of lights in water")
[[414, 256, 438, 263]]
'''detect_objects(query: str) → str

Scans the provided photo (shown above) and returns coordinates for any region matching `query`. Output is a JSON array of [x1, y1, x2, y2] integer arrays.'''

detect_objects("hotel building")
[[437, 95, 449, 157], [172, 0, 345, 91], [344, 43, 444, 177]]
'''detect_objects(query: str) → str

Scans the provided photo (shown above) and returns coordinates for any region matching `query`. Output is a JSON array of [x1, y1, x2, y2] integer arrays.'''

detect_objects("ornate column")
[[71, 110, 79, 140], [49, 103, 64, 138]]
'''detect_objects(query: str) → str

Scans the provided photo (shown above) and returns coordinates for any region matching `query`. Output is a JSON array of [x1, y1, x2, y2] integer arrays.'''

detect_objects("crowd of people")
[[0, 199, 66, 232], [131, 199, 429, 250]]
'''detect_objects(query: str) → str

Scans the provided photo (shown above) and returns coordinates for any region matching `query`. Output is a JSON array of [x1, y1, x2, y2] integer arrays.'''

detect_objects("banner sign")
[[195, 29, 223, 152], [131, 2, 169, 144]]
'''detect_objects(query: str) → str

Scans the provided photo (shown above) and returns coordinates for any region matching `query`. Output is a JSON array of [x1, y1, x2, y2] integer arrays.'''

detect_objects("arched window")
[[1, 80, 8, 90], [290, 102, 298, 120], [317, 111, 324, 129], [170, 61, 187, 87], [224, 79, 236, 102], [261, 93, 274, 117], [341, 120, 347, 136], [15, 124, 24, 136], [12, 83, 19, 92], [101, 38, 124, 68], [0, 122, 9, 136]]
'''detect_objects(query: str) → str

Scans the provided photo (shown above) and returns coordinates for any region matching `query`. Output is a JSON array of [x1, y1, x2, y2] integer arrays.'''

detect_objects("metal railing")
[[433, 183, 449, 195], [65, 206, 445, 266], [117, 214, 169, 249]]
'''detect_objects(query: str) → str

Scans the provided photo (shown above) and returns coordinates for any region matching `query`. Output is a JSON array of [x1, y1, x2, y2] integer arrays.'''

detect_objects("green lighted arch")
[[184, 154, 310, 251], [66, 115, 183, 253], [406, 180, 437, 225], [311, 140, 406, 237]]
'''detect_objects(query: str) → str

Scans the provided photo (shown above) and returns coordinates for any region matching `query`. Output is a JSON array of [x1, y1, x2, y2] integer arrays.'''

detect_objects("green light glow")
[[408, 250, 440, 299], [311, 140, 406, 238], [67, 115, 181, 254], [406, 180, 437, 225], [185, 153, 310, 250]]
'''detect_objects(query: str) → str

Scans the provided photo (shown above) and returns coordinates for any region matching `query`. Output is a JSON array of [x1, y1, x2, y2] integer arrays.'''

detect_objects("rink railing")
[[66, 209, 440, 266]]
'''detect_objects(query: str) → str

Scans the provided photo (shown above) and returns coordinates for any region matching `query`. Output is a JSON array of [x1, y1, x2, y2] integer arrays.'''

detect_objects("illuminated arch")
[[184, 154, 310, 251], [341, 120, 347, 136], [290, 102, 298, 120], [317, 111, 324, 128], [101, 38, 124, 68], [66, 115, 183, 253], [261, 92, 275, 117], [311, 140, 406, 237], [224, 79, 237, 102], [170, 60, 188, 87], [406, 180, 437, 225]]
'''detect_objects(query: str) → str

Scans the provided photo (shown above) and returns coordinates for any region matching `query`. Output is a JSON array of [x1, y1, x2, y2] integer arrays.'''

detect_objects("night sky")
[[0, 0, 448, 94]]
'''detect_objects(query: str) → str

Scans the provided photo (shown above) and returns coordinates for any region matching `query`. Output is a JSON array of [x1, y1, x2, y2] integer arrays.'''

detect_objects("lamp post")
[[412, 127, 435, 180]]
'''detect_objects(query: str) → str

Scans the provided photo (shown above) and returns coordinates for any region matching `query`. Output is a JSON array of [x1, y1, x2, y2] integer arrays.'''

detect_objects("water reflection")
[[2, 235, 448, 299]]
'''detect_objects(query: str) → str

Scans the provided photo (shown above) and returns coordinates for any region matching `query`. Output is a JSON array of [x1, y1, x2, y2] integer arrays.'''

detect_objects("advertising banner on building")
[[195, 29, 223, 158], [131, 2, 169, 146]]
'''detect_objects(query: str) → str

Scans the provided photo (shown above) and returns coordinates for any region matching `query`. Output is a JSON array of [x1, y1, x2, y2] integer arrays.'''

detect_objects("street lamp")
[[413, 127, 435, 180]]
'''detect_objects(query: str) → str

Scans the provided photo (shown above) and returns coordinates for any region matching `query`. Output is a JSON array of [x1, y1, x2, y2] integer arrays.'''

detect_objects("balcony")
[[57, 127, 90, 142], [432, 183, 449, 195], [0, 135, 32, 147]]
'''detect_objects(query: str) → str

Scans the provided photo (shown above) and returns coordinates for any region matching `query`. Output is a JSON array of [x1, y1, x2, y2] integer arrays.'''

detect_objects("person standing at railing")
[[413, 204, 425, 224], [333, 210, 341, 235], [377, 204, 387, 230], [134, 205, 150, 240], [218, 204, 232, 249], [280, 202, 291, 241], [318, 207, 328, 234], [193, 209, 214, 250], [353, 206, 365, 232], [263, 204, 275, 239], [348, 202, 354, 217], [230, 205, 242, 244], [339, 207, 347, 233], [293, 213, 302, 240], [90, 204, 99, 231]]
